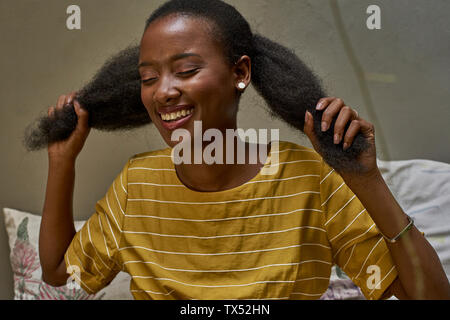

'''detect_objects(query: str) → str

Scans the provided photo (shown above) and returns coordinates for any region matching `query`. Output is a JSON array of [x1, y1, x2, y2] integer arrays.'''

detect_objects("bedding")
[[377, 158, 450, 278], [3, 207, 133, 300]]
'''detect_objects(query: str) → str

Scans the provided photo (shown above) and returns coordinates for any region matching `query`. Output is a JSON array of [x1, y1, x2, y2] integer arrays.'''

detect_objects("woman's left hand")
[[303, 97, 379, 179]]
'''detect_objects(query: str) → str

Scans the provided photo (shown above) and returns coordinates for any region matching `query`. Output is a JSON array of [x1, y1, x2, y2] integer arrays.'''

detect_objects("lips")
[[157, 104, 194, 115], [157, 105, 195, 131]]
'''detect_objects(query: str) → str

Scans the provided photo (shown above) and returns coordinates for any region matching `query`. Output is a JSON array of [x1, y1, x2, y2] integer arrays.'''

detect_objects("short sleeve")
[[64, 157, 131, 294], [319, 158, 398, 300]]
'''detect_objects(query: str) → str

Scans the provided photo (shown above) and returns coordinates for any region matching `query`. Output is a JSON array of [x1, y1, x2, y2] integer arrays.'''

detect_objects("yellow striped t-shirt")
[[64, 140, 398, 300]]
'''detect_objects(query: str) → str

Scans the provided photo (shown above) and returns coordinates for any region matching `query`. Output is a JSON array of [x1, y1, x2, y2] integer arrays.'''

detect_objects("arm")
[[343, 171, 450, 299], [304, 97, 450, 299], [38, 92, 90, 286], [39, 157, 76, 286]]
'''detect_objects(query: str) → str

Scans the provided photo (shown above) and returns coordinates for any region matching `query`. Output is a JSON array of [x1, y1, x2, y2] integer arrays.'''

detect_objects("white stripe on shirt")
[[320, 169, 335, 184], [122, 225, 326, 239], [324, 195, 356, 226], [97, 213, 111, 259], [119, 243, 331, 256], [354, 236, 384, 280], [123, 259, 331, 273], [87, 219, 112, 272], [321, 182, 345, 207], [124, 207, 322, 222], [127, 174, 320, 188], [128, 190, 320, 205], [329, 209, 367, 242], [333, 223, 376, 259], [131, 276, 295, 288]]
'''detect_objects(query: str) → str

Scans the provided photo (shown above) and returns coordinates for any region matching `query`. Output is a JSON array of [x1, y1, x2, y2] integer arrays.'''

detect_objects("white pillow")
[[377, 158, 450, 279], [3, 207, 133, 300]]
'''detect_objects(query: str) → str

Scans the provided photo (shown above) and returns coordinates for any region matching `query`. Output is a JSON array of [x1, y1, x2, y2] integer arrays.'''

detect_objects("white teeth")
[[161, 108, 194, 121]]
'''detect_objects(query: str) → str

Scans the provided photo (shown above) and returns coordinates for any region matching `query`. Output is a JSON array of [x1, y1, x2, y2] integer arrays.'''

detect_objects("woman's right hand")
[[47, 92, 91, 162]]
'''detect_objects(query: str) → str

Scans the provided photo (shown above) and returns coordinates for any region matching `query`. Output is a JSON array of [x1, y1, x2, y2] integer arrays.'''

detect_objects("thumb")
[[73, 100, 90, 132], [303, 111, 320, 152]]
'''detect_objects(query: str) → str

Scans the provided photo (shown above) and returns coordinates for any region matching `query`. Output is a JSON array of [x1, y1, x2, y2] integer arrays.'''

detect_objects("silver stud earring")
[[238, 82, 246, 90]]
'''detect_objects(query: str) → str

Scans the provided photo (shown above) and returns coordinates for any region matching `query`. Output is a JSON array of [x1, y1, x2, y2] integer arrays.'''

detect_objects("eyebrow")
[[138, 53, 202, 68]]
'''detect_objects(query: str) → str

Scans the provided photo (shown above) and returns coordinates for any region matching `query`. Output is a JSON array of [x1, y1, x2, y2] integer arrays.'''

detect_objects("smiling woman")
[[34, 0, 450, 301]]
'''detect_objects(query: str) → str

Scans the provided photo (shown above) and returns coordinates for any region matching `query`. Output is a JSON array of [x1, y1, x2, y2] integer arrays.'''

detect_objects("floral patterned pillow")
[[3, 207, 133, 300], [320, 265, 365, 300]]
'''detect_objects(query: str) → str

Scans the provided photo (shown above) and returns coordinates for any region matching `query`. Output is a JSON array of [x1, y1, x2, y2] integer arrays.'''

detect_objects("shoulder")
[[124, 146, 174, 184], [128, 146, 172, 167], [276, 140, 323, 171], [277, 140, 320, 159], [277, 141, 343, 186]]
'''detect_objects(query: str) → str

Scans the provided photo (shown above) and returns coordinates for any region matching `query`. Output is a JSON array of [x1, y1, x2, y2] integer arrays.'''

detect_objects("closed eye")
[[141, 78, 156, 84], [141, 68, 200, 84], [177, 68, 200, 76]]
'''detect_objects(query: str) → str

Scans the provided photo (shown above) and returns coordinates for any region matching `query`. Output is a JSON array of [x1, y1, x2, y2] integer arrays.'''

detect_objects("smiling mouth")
[[157, 106, 195, 131], [160, 107, 194, 122]]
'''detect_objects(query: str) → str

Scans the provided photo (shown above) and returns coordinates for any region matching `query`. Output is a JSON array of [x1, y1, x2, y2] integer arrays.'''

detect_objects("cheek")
[[140, 86, 157, 119], [140, 86, 150, 109], [189, 72, 236, 110]]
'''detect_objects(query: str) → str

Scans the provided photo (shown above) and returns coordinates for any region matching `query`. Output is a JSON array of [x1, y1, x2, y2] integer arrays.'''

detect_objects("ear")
[[232, 55, 251, 90]]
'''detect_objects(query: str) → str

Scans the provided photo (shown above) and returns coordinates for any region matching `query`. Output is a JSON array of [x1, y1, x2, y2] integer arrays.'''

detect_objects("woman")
[[39, 0, 449, 300]]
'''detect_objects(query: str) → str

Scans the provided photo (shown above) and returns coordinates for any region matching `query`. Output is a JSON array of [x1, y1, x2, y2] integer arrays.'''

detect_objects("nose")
[[153, 74, 181, 105]]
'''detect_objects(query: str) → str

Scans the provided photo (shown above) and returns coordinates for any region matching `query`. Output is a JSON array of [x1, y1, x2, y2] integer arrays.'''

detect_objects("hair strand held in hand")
[[22, 44, 150, 152]]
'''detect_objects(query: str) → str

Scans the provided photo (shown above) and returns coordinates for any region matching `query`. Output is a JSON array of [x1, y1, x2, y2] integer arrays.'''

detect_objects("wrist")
[[48, 155, 76, 168], [341, 167, 382, 187]]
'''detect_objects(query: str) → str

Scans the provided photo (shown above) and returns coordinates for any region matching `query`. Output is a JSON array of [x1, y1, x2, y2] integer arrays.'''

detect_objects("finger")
[[321, 98, 345, 132], [57, 95, 66, 109], [342, 120, 361, 151], [47, 106, 55, 117], [66, 91, 77, 105], [316, 97, 336, 110], [358, 118, 376, 139], [303, 111, 320, 151], [333, 106, 354, 144], [73, 100, 89, 130]]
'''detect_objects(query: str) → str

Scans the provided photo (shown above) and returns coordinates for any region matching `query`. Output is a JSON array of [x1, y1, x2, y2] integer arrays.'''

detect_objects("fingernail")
[[343, 143, 349, 150], [305, 111, 309, 123], [334, 134, 340, 144], [321, 121, 328, 132], [316, 103, 322, 110]]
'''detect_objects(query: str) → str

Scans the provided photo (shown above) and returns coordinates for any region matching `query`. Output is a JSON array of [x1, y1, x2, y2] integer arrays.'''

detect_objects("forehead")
[[140, 14, 223, 63]]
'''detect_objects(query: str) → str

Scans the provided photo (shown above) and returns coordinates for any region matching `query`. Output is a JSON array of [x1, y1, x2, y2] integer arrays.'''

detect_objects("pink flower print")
[[11, 239, 40, 280], [37, 282, 105, 300], [11, 217, 41, 299]]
